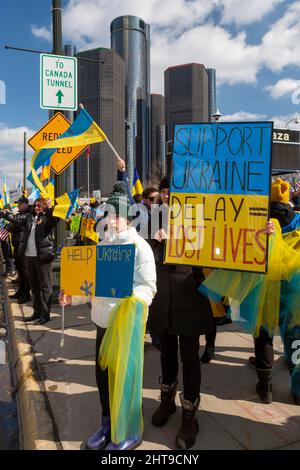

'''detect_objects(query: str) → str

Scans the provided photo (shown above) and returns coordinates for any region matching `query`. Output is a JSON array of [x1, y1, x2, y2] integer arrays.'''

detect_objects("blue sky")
[[1, 0, 300, 189]]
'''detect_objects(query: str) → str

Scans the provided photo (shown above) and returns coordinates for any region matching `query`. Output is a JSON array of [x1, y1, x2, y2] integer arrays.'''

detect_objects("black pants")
[[254, 328, 274, 369], [14, 251, 30, 296], [25, 257, 53, 318], [160, 334, 201, 403], [205, 322, 217, 348], [95, 326, 110, 416], [1, 240, 14, 272]]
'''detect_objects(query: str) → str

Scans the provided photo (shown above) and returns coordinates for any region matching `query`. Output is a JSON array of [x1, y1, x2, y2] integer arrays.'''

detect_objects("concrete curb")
[[6, 282, 61, 450]]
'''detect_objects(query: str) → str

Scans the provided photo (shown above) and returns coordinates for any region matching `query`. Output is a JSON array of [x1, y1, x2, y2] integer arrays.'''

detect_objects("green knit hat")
[[105, 181, 132, 220]]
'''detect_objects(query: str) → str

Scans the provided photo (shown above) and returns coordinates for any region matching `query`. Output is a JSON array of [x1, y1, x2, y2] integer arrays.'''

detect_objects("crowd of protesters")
[[1, 166, 300, 451]]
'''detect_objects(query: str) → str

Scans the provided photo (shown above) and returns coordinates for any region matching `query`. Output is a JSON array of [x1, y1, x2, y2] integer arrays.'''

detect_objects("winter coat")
[[147, 237, 214, 336], [5, 208, 32, 249], [72, 226, 157, 328], [270, 202, 295, 228], [0, 208, 58, 263]]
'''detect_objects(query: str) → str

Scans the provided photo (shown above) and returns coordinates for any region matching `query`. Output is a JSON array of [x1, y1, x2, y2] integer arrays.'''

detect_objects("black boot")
[[256, 368, 272, 404], [200, 346, 215, 364], [248, 356, 256, 369], [152, 380, 178, 427], [176, 393, 200, 450], [18, 293, 31, 304], [24, 311, 40, 322], [9, 291, 22, 300], [34, 315, 50, 325]]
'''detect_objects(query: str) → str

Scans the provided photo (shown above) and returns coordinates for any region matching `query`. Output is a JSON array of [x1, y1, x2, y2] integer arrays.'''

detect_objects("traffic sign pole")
[[52, 0, 65, 297]]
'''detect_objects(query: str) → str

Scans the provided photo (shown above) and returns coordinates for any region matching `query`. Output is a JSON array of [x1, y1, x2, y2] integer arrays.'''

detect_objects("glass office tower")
[[76, 47, 125, 197], [111, 15, 151, 184], [207, 68, 217, 122]]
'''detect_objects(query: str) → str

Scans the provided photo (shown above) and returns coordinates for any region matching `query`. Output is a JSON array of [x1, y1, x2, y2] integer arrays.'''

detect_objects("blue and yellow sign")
[[165, 122, 273, 273], [61, 244, 136, 297]]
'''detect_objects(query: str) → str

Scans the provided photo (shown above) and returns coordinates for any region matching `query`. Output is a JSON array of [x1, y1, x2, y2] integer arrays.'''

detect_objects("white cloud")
[[0, 123, 34, 188], [265, 78, 300, 99], [220, 0, 284, 26], [222, 111, 268, 122], [221, 111, 300, 129], [151, 24, 260, 92], [31, 25, 52, 42], [261, 1, 300, 71], [30, 0, 300, 94]]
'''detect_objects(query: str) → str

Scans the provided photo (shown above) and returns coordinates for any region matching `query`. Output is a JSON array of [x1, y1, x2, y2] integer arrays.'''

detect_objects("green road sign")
[[40, 54, 77, 111]]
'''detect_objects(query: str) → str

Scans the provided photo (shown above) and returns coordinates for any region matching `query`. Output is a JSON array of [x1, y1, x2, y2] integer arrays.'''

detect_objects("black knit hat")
[[159, 176, 170, 192], [105, 181, 132, 220]]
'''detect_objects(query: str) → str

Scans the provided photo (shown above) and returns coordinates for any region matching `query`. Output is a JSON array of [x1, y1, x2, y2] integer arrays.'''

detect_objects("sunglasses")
[[34, 203, 42, 208]]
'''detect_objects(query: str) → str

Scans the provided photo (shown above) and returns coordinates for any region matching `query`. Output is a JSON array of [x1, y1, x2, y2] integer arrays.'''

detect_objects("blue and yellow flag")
[[27, 109, 108, 197], [53, 189, 80, 221], [2, 176, 9, 205], [44, 179, 54, 202], [40, 157, 51, 182], [132, 168, 143, 197], [80, 207, 99, 244], [0, 192, 4, 209]]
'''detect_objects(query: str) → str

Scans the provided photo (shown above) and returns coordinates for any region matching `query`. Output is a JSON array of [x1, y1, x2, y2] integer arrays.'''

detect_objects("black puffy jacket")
[[0, 208, 58, 263]]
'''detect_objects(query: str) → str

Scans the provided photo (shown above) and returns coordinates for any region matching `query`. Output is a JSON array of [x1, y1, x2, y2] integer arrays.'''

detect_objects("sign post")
[[40, 53, 77, 111], [165, 122, 273, 273]]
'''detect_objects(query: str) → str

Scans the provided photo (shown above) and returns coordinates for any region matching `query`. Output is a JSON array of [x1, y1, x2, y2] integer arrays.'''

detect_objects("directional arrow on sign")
[[56, 90, 64, 105]]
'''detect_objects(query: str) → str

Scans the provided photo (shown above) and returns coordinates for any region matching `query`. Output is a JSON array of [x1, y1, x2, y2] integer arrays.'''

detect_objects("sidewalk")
[[7, 280, 300, 450]]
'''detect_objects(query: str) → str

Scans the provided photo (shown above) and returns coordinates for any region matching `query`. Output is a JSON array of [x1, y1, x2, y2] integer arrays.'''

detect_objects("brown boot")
[[175, 392, 200, 449], [152, 380, 178, 427], [256, 368, 273, 404]]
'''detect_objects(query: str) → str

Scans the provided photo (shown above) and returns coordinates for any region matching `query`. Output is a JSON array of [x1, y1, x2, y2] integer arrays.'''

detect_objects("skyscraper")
[[111, 15, 151, 184], [151, 94, 166, 180], [207, 68, 217, 122], [76, 47, 125, 197], [165, 63, 209, 143]]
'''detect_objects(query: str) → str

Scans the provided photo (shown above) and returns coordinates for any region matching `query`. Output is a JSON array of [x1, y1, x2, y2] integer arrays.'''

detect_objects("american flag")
[[0, 220, 9, 241]]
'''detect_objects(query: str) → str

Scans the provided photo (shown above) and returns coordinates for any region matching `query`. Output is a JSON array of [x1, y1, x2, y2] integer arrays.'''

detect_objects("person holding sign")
[[147, 176, 214, 450], [248, 179, 300, 405], [60, 181, 157, 451]]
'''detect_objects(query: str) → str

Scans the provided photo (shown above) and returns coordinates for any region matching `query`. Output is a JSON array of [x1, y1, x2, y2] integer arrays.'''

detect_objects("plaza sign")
[[40, 54, 77, 111]]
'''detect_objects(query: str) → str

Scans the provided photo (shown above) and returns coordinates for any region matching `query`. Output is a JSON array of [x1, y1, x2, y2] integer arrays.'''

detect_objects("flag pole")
[[79, 103, 122, 162]]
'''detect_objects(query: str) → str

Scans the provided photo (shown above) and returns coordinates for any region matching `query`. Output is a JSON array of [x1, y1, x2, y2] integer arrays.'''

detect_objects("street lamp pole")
[[286, 115, 300, 128], [23, 131, 26, 192], [52, 0, 65, 252]]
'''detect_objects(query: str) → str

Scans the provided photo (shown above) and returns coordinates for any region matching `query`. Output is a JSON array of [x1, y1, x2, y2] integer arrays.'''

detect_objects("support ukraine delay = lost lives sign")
[[165, 122, 273, 273], [61, 244, 136, 298]]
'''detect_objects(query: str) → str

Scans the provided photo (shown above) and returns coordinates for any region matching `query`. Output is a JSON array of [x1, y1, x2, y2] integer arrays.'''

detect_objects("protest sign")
[[61, 244, 135, 298], [165, 122, 273, 273]]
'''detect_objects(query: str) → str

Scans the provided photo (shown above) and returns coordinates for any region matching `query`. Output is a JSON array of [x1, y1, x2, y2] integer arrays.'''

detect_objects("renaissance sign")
[[165, 122, 273, 273]]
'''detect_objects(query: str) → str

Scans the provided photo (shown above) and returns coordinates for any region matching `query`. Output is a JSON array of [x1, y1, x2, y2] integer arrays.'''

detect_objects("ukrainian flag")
[[53, 189, 80, 221], [2, 176, 9, 205], [0, 192, 4, 209], [40, 158, 51, 182], [132, 168, 143, 197], [44, 179, 54, 202], [27, 108, 108, 196]]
